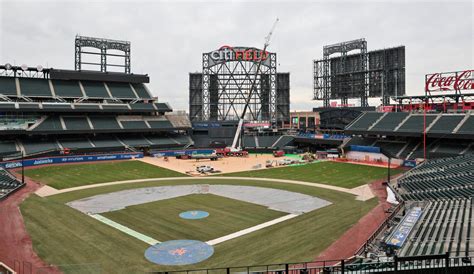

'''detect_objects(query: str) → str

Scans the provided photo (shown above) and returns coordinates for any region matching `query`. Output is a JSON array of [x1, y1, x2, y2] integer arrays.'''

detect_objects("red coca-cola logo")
[[425, 70, 474, 92]]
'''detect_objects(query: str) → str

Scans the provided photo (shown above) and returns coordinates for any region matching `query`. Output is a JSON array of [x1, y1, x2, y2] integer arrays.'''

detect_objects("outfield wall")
[[0, 153, 144, 169]]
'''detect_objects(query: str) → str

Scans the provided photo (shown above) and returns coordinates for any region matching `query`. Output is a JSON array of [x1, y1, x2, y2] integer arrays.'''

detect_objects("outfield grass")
[[21, 178, 377, 273], [221, 161, 404, 188], [103, 194, 286, 242], [23, 161, 185, 189]]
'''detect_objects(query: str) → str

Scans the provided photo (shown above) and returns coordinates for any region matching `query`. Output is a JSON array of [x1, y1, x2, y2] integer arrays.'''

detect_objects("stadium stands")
[[51, 80, 83, 97], [0, 70, 192, 158], [457, 115, 474, 134], [0, 167, 24, 200], [370, 112, 409, 131], [0, 76, 18, 95], [346, 112, 384, 131], [429, 115, 465, 134], [398, 199, 473, 257], [398, 154, 474, 200], [19, 78, 52, 97], [22, 139, 60, 155], [397, 115, 437, 133]]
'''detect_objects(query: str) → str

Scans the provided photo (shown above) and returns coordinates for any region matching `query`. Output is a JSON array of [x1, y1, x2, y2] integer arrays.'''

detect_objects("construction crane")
[[230, 18, 279, 150]]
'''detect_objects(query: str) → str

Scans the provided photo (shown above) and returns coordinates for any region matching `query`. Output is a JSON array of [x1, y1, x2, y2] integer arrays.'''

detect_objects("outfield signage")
[[0, 153, 143, 169], [386, 207, 423, 248], [210, 45, 268, 62], [425, 69, 474, 92]]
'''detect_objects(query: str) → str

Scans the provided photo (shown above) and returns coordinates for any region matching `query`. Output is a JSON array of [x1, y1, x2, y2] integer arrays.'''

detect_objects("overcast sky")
[[0, 0, 472, 111]]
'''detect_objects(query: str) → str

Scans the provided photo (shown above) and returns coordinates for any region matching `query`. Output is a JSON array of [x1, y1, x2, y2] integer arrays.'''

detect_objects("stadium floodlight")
[[5, 63, 12, 70], [21, 64, 28, 71], [37, 65, 43, 72]]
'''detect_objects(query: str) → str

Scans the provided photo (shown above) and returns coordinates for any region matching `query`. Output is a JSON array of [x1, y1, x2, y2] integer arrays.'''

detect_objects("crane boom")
[[230, 18, 279, 150]]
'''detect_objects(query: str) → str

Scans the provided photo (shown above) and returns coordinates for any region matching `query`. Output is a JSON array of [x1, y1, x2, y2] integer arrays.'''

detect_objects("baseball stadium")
[[1, 5, 474, 274]]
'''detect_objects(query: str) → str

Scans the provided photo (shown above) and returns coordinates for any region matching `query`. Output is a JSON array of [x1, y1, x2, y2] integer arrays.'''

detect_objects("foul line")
[[206, 214, 298, 245], [89, 214, 160, 246]]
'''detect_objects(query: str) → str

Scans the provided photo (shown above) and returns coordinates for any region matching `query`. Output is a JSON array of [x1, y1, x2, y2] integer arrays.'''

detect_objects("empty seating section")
[[101, 104, 129, 111], [457, 115, 474, 134], [243, 136, 257, 147], [19, 78, 52, 97], [42, 104, 72, 111], [155, 103, 172, 112], [370, 112, 409, 131], [74, 104, 101, 110], [258, 136, 279, 147], [59, 139, 94, 149], [0, 141, 18, 156], [106, 82, 137, 99], [397, 115, 437, 132], [399, 154, 474, 200], [81, 81, 110, 98], [130, 103, 155, 111], [346, 112, 384, 130], [374, 141, 406, 157], [399, 199, 473, 257], [171, 135, 192, 145], [89, 116, 121, 130], [33, 116, 63, 131], [22, 140, 60, 155], [90, 137, 124, 148], [131, 83, 151, 98], [62, 117, 91, 130], [145, 136, 178, 146], [148, 120, 173, 129], [0, 76, 18, 95], [273, 135, 294, 148], [435, 143, 469, 154], [345, 136, 377, 147], [120, 120, 148, 129], [429, 115, 465, 134], [0, 168, 24, 200], [119, 136, 151, 146], [52, 80, 83, 97]]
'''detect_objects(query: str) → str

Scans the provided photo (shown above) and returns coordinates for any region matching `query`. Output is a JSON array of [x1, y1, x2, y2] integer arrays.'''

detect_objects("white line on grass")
[[206, 214, 298, 246], [89, 214, 160, 246]]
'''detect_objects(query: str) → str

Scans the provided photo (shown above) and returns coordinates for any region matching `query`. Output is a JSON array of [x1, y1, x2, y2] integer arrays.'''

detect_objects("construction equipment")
[[273, 150, 285, 157], [230, 18, 279, 152], [215, 148, 249, 157]]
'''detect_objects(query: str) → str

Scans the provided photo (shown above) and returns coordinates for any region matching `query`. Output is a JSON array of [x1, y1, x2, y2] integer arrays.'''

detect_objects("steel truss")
[[314, 38, 368, 107], [74, 35, 131, 73], [202, 49, 277, 122]]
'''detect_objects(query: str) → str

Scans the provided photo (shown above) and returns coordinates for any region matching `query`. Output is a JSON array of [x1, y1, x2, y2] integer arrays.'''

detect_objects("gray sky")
[[1, 0, 473, 111]]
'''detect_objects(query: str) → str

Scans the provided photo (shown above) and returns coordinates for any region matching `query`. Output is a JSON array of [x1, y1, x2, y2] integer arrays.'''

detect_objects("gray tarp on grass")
[[67, 185, 331, 215]]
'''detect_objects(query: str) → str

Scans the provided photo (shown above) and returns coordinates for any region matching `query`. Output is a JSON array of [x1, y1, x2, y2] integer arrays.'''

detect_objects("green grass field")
[[21, 178, 377, 273], [102, 194, 286, 242], [23, 161, 185, 189], [221, 161, 403, 188]]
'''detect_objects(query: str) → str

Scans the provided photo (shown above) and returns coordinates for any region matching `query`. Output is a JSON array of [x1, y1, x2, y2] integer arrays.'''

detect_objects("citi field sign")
[[425, 69, 474, 92], [209, 46, 269, 62]]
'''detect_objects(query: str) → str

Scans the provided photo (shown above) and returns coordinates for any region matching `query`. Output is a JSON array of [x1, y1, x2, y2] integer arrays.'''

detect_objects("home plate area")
[[67, 184, 332, 265]]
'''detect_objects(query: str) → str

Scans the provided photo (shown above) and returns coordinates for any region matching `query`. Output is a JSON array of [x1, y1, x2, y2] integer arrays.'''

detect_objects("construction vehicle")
[[215, 147, 249, 157], [196, 165, 214, 173], [265, 160, 276, 168], [273, 150, 285, 157], [228, 18, 279, 155]]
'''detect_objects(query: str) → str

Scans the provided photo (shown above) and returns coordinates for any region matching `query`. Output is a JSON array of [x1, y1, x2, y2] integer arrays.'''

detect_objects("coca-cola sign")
[[425, 70, 474, 92]]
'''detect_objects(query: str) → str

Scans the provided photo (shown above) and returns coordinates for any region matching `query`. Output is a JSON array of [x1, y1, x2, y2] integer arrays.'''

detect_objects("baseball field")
[[18, 159, 394, 273]]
